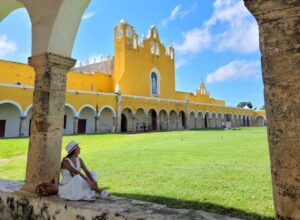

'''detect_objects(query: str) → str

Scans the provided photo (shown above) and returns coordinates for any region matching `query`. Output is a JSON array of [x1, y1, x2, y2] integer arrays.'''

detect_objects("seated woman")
[[58, 141, 109, 200]]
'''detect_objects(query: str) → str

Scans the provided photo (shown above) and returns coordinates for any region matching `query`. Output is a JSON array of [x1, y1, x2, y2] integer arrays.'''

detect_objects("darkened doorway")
[[121, 114, 127, 132], [0, 120, 6, 137], [78, 119, 86, 134]]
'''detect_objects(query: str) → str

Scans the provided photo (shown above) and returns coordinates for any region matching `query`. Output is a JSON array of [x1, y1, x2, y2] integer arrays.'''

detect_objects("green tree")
[[237, 102, 253, 109]]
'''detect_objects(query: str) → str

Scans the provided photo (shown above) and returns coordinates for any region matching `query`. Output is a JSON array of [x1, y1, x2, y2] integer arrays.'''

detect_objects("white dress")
[[58, 157, 96, 200]]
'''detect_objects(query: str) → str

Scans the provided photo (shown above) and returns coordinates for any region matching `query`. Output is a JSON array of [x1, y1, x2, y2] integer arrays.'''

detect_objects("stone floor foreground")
[[0, 179, 242, 220]]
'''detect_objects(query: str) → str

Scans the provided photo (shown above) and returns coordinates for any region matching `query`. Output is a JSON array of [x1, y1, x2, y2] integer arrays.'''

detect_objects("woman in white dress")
[[58, 141, 109, 200]]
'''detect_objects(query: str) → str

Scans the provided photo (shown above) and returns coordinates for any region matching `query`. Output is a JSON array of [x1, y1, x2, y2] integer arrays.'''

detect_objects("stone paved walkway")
[[0, 179, 243, 220]]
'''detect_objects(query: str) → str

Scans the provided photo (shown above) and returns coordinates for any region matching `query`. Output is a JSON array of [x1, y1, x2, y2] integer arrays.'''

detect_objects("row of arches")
[[0, 100, 266, 137]]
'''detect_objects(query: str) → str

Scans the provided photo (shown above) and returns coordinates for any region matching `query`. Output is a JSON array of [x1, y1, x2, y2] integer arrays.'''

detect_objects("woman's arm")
[[79, 158, 96, 183], [62, 159, 87, 180]]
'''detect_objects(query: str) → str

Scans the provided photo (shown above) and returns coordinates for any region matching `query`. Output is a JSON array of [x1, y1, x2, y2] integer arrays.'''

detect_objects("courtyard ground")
[[0, 127, 273, 219]]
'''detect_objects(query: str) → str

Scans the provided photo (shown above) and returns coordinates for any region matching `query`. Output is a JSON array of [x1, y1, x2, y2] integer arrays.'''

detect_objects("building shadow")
[[112, 193, 274, 220]]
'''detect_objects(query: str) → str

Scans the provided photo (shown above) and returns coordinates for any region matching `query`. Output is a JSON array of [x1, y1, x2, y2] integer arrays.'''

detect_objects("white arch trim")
[[197, 111, 204, 118], [24, 104, 33, 117], [98, 105, 116, 118], [255, 115, 266, 120], [189, 111, 196, 118], [217, 112, 223, 119], [78, 104, 97, 117], [169, 110, 178, 117], [65, 103, 77, 117], [204, 111, 211, 118], [159, 108, 168, 114], [0, 100, 23, 116]]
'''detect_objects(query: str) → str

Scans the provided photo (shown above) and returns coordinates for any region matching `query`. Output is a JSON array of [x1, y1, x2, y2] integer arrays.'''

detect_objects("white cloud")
[[82, 12, 95, 20], [160, 3, 197, 28], [0, 35, 17, 57], [175, 0, 258, 55], [206, 60, 261, 83], [175, 59, 188, 69], [174, 28, 211, 54]]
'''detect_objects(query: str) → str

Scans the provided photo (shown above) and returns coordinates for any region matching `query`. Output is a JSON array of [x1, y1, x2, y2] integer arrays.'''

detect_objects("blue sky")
[[0, 0, 264, 108]]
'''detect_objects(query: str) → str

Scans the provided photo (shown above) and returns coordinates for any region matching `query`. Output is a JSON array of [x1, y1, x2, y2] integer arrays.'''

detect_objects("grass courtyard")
[[0, 127, 273, 219]]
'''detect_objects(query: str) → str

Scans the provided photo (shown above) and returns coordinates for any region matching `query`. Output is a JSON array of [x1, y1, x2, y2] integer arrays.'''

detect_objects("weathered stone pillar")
[[132, 116, 136, 133], [156, 117, 160, 131], [19, 116, 26, 137], [244, 1, 300, 219], [73, 117, 78, 134], [112, 116, 116, 133], [22, 53, 76, 193]]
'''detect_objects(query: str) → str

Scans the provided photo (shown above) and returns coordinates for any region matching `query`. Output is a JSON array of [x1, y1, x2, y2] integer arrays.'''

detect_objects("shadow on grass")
[[113, 193, 274, 220]]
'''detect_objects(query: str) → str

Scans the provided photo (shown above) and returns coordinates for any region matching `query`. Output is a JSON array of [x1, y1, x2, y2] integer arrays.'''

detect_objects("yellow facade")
[[0, 20, 266, 137]]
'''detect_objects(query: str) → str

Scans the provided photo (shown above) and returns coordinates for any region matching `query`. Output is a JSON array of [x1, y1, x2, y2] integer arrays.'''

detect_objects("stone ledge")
[[0, 179, 242, 220]]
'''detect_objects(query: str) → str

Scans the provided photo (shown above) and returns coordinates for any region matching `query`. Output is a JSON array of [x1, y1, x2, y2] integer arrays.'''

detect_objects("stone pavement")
[[0, 179, 243, 220]]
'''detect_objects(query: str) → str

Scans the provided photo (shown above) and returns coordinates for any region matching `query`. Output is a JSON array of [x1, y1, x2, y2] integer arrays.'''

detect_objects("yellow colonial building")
[[0, 20, 266, 138]]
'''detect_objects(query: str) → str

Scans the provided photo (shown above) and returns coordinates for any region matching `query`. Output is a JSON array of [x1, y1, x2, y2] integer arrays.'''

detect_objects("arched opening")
[[121, 114, 127, 132], [159, 110, 168, 131], [0, 102, 22, 137], [169, 110, 177, 130], [189, 111, 196, 129], [135, 108, 147, 132], [211, 113, 217, 128], [196, 112, 203, 129], [204, 112, 210, 129], [178, 111, 186, 129], [78, 106, 96, 134], [98, 107, 115, 133], [64, 105, 76, 135], [243, 116, 246, 127], [256, 116, 265, 127], [148, 109, 157, 131], [121, 108, 134, 132]]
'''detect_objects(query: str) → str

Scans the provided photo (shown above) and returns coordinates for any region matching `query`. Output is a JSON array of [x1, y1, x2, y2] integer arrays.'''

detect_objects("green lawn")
[[0, 127, 274, 219]]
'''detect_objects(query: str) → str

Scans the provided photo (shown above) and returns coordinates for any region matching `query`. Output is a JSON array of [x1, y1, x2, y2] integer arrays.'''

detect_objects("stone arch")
[[204, 112, 211, 129], [64, 103, 76, 135], [178, 110, 186, 130], [135, 108, 147, 132], [121, 107, 134, 132], [0, 101, 23, 137], [78, 105, 96, 134], [232, 114, 238, 127], [98, 106, 115, 133], [242, 115, 247, 127], [169, 110, 177, 130], [256, 115, 265, 127], [159, 109, 168, 131], [210, 112, 217, 128], [238, 115, 242, 127], [148, 108, 158, 131], [188, 111, 196, 129], [196, 111, 204, 129]]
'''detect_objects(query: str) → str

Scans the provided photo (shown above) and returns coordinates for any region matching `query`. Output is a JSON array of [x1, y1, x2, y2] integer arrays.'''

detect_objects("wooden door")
[[78, 119, 86, 134]]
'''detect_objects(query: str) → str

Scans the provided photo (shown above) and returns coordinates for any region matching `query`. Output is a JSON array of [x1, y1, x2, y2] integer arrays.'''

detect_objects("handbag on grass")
[[35, 178, 58, 197]]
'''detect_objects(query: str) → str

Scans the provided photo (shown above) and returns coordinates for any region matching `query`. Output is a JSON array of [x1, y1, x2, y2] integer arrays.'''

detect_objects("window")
[[155, 43, 159, 56], [150, 41, 155, 54], [117, 26, 122, 38], [151, 72, 158, 95], [126, 27, 132, 38]]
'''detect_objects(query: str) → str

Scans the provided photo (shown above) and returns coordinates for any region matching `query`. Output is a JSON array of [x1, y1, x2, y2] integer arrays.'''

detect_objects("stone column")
[[112, 116, 116, 133], [116, 93, 122, 132], [19, 116, 26, 137], [145, 117, 149, 131], [73, 117, 78, 134], [156, 116, 160, 131], [132, 116, 136, 133], [95, 116, 99, 133], [22, 53, 76, 193], [244, 1, 300, 219]]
